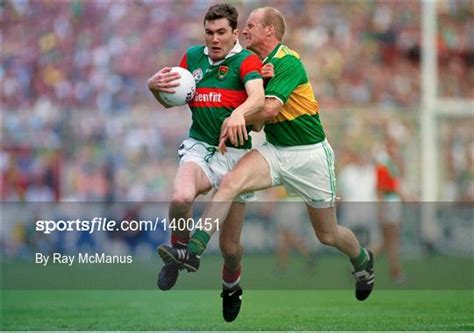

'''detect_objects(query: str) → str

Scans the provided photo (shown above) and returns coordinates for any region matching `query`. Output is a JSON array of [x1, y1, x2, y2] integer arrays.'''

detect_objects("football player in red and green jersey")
[[374, 138, 406, 283], [160, 6, 375, 308], [148, 4, 264, 311]]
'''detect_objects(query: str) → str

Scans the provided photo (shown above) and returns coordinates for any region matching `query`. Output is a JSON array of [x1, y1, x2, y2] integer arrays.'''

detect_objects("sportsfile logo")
[[35, 217, 160, 234], [193, 91, 222, 102]]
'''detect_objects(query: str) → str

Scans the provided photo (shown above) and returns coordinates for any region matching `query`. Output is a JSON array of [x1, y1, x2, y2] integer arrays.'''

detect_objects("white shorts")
[[178, 138, 254, 202], [379, 193, 402, 225], [255, 139, 336, 208]]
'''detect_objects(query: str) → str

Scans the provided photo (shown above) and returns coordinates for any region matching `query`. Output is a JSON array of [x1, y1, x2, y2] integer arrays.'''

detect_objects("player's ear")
[[233, 28, 239, 39], [267, 25, 274, 37]]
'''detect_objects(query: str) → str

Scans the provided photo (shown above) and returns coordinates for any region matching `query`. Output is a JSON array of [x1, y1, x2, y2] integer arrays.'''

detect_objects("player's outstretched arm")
[[219, 97, 282, 154], [247, 62, 276, 130], [245, 97, 282, 124], [147, 67, 181, 109], [221, 78, 265, 147]]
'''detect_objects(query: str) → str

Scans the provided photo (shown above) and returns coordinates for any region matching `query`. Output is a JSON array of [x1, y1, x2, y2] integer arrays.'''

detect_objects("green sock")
[[350, 247, 369, 270], [188, 230, 211, 255]]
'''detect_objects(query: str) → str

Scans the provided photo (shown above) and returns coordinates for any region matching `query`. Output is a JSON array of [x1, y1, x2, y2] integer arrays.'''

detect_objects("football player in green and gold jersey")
[[159, 7, 375, 320]]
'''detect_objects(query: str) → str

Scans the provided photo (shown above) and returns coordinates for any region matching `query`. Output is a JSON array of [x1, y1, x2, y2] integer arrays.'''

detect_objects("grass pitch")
[[1, 290, 473, 331], [2, 255, 473, 330]]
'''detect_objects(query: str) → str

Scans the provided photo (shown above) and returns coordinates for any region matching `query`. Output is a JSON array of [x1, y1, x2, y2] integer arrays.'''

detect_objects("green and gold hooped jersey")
[[263, 44, 325, 146], [179, 45, 262, 149]]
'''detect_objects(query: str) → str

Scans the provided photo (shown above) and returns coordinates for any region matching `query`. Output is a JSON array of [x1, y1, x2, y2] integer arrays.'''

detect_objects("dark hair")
[[204, 3, 238, 30]]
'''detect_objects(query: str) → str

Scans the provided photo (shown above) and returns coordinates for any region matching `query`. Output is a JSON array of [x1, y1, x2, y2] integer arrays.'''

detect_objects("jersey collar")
[[263, 43, 283, 64], [204, 41, 243, 66]]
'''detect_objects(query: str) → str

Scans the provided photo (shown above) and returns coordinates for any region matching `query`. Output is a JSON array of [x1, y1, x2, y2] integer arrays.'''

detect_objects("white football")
[[158, 67, 196, 106]]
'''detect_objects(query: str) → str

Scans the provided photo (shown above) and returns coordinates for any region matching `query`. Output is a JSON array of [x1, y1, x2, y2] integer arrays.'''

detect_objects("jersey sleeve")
[[265, 56, 307, 103], [240, 54, 262, 84], [178, 53, 188, 69]]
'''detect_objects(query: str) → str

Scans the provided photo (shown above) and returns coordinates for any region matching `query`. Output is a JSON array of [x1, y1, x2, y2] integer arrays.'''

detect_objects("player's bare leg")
[[276, 227, 291, 271], [306, 205, 374, 301], [158, 150, 272, 271], [157, 162, 212, 290], [203, 150, 272, 232], [219, 202, 245, 322], [383, 223, 405, 283], [277, 227, 313, 272], [306, 206, 360, 257], [220, 203, 245, 272], [169, 162, 212, 222]]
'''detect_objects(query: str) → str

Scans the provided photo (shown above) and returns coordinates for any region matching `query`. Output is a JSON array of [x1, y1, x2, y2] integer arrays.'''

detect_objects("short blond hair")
[[259, 7, 286, 41]]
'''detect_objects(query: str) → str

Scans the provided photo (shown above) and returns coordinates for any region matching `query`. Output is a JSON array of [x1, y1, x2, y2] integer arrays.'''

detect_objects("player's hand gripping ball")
[[159, 67, 196, 106]]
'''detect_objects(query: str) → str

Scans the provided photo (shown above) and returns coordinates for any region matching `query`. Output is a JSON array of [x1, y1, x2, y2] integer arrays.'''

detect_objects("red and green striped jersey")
[[263, 44, 325, 146], [179, 44, 262, 149], [376, 155, 400, 193]]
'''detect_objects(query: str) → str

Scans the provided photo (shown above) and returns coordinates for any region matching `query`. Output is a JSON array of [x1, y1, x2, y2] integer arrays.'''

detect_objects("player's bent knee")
[[170, 192, 195, 212], [220, 241, 242, 260], [317, 232, 337, 247]]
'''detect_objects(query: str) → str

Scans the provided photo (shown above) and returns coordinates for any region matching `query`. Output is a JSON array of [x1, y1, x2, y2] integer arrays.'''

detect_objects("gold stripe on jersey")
[[272, 82, 319, 123], [275, 45, 300, 59]]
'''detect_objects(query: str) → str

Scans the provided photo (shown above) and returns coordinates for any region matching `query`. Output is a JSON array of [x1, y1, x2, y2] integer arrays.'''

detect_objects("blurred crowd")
[[1, 0, 473, 203], [2, 1, 472, 111]]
